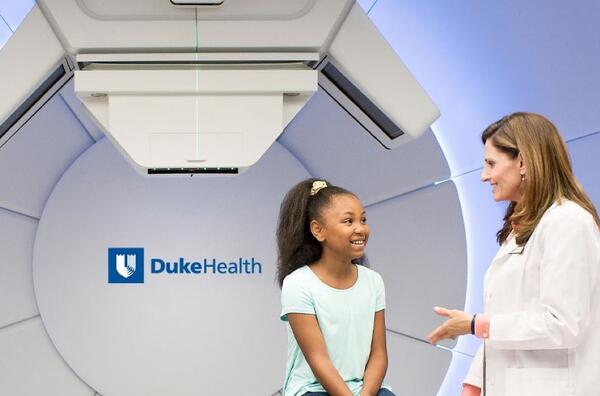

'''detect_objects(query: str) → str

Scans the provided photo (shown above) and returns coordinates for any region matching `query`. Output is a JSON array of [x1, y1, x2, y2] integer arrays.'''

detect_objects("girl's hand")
[[427, 306, 471, 344]]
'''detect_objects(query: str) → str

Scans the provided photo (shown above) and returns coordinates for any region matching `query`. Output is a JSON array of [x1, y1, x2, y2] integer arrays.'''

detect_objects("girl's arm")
[[288, 313, 354, 396], [361, 310, 388, 396]]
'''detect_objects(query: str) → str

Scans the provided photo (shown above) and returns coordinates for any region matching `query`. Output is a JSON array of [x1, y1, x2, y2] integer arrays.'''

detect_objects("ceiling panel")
[[385, 331, 451, 395], [366, 180, 466, 347], [0, 208, 38, 328], [569, 132, 600, 208], [0, 0, 34, 31], [0, 317, 95, 396], [0, 94, 94, 218], [0, 15, 11, 50], [356, 0, 377, 13]]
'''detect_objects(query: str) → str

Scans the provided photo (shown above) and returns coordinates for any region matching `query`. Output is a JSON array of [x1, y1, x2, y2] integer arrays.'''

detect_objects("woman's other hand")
[[427, 306, 472, 344]]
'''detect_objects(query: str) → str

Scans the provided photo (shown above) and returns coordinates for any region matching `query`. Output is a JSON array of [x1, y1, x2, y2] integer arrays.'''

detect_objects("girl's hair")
[[482, 112, 600, 245], [276, 178, 365, 287]]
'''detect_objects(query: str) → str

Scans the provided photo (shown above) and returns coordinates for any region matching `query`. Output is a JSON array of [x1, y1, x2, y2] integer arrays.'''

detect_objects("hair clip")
[[310, 180, 328, 196]]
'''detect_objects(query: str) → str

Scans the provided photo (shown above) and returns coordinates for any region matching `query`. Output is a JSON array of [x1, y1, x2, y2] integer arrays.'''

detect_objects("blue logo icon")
[[108, 248, 144, 283]]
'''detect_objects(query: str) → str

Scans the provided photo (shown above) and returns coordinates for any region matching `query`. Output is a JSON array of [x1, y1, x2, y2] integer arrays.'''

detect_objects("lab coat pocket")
[[504, 368, 573, 396]]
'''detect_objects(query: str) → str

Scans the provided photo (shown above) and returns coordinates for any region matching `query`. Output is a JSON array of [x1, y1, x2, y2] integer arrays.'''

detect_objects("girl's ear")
[[310, 219, 325, 242]]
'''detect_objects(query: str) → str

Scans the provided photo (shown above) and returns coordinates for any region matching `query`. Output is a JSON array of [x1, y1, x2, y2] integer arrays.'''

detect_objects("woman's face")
[[480, 139, 524, 202]]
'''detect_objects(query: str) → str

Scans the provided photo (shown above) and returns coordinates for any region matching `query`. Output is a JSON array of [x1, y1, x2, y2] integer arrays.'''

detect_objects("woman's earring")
[[521, 174, 525, 181]]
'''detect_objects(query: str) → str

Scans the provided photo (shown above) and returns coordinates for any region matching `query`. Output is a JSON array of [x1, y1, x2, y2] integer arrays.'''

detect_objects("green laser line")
[[195, 8, 200, 160]]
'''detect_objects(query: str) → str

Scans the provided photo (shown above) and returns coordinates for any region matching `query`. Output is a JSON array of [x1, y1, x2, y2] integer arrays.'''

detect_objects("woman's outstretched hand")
[[427, 306, 472, 344]]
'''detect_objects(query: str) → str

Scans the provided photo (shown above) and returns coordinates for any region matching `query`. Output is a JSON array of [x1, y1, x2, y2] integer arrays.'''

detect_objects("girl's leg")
[[302, 389, 395, 396]]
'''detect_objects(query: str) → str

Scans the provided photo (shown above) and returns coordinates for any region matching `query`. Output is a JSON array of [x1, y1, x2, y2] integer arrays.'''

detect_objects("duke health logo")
[[108, 248, 144, 284]]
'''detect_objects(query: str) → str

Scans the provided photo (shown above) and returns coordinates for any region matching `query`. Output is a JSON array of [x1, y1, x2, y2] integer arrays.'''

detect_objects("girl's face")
[[315, 194, 369, 260], [480, 139, 524, 202]]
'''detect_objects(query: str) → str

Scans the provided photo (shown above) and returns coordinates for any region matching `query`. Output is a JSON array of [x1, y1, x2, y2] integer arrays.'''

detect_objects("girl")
[[277, 178, 395, 396]]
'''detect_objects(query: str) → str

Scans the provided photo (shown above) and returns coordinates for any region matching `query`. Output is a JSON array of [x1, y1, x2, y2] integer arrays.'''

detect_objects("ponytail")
[[276, 178, 355, 287]]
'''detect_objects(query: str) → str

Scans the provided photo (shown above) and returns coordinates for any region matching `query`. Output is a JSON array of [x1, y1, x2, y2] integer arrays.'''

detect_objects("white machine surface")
[[32, 139, 308, 396], [3, 1, 600, 396], [0, 2, 463, 396], [1, 0, 439, 175]]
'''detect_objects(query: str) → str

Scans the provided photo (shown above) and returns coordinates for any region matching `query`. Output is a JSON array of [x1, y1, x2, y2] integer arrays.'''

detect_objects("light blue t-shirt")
[[280, 264, 390, 396]]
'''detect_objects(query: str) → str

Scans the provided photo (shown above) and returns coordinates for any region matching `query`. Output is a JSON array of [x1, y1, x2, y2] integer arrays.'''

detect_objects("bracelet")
[[470, 314, 477, 335]]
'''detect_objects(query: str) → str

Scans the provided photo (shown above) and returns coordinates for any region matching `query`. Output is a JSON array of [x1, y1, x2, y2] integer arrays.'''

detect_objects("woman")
[[427, 112, 600, 396]]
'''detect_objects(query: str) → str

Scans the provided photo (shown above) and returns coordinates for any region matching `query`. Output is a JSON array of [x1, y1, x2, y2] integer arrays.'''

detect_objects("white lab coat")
[[464, 200, 600, 396]]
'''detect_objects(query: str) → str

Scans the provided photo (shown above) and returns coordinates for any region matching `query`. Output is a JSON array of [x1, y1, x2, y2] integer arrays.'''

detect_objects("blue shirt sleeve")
[[280, 271, 315, 321], [375, 272, 386, 312]]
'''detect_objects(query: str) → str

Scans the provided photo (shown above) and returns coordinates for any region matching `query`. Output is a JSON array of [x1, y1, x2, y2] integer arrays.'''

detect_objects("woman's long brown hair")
[[482, 112, 599, 245]]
